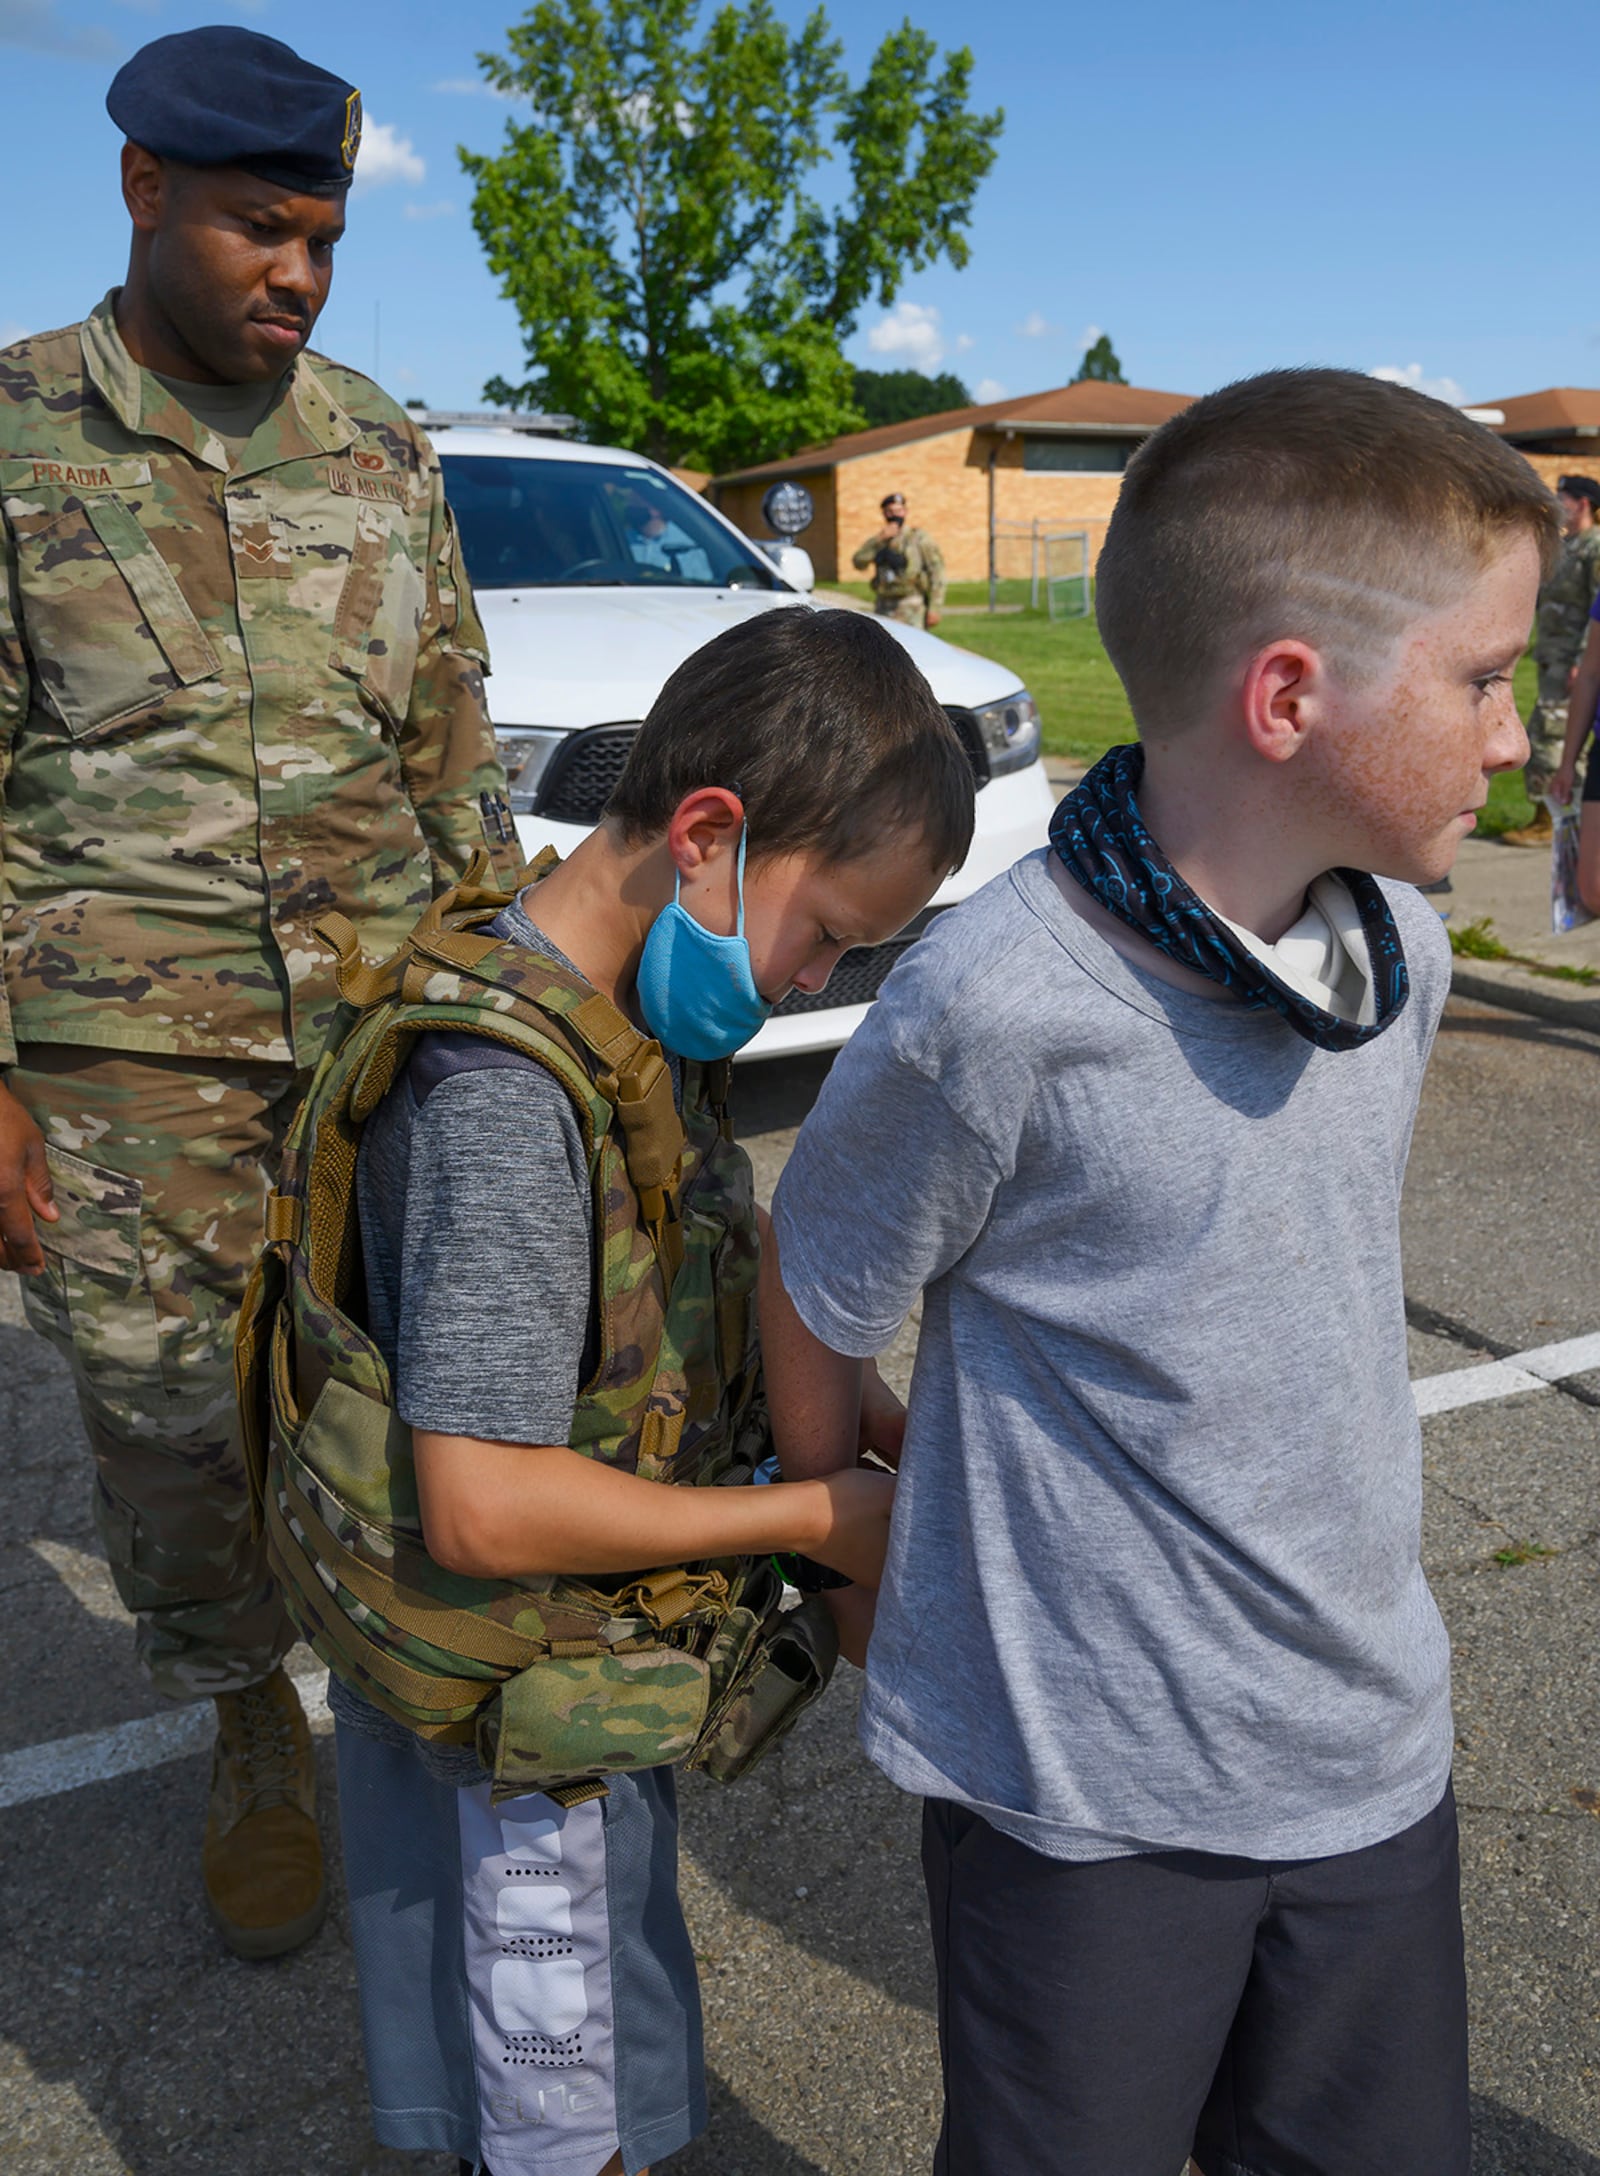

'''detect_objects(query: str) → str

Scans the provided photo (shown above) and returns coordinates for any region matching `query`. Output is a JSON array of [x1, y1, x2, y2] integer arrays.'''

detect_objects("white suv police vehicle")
[[428, 415, 1056, 1060]]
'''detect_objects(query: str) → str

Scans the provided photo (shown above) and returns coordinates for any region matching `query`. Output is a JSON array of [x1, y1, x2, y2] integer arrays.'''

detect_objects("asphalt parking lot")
[[1, 994, 1597, 2174]]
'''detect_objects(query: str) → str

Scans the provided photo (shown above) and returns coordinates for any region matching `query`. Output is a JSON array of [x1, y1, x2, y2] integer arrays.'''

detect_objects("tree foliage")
[[1074, 333, 1126, 385], [851, 367, 972, 430], [465, 0, 1002, 471]]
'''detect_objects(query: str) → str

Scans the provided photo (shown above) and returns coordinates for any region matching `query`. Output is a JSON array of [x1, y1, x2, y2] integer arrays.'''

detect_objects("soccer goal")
[[1043, 529, 1091, 621]]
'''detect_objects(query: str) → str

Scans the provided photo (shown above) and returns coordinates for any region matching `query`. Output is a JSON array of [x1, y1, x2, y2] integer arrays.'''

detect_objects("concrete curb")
[[1449, 956, 1600, 1035]]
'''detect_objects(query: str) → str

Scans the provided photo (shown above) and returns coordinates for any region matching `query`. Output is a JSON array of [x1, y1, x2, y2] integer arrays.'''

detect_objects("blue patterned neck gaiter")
[[1049, 743, 1410, 1051]]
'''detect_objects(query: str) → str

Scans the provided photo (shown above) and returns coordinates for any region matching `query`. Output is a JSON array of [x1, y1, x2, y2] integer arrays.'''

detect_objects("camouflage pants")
[[12, 1046, 308, 1700], [875, 594, 927, 628], [1526, 657, 1589, 794]]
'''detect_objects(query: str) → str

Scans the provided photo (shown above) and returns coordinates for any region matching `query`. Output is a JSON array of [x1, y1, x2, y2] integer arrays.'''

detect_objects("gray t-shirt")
[[356, 895, 597, 1444], [771, 849, 1454, 1864], [331, 892, 610, 1780]]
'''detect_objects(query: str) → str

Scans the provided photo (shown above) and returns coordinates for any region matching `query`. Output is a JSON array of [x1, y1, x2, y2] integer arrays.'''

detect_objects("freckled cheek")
[[1317, 693, 1433, 836]]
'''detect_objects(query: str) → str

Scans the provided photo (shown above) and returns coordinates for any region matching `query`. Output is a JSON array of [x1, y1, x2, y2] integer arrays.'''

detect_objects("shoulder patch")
[[326, 459, 408, 506], [342, 88, 363, 174]]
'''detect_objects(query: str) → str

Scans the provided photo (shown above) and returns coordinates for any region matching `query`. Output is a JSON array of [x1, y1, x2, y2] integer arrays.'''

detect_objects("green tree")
[[1073, 332, 1126, 385], [464, 0, 1002, 472], [851, 366, 972, 429]]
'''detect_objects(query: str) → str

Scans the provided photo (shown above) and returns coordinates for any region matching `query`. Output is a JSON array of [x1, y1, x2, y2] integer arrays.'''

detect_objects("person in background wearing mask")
[[1504, 472, 1600, 844], [0, 25, 517, 1962], [852, 490, 946, 628]]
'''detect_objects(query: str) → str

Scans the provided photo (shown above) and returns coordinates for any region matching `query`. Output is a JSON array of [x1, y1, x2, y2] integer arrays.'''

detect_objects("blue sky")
[[1, 0, 1589, 419]]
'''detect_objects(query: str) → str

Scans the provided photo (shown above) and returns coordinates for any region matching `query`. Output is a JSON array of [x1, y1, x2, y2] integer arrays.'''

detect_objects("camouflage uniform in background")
[[1526, 524, 1600, 791], [0, 292, 519, 1698], [851, 524, 946, 628]]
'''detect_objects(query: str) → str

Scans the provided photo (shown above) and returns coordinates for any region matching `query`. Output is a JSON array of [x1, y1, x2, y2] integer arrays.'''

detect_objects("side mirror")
[[771, 543, 815, 593]]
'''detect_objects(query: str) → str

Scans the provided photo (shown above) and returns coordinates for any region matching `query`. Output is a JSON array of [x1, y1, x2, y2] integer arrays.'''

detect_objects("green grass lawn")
[[823, 580, 1545, 827]]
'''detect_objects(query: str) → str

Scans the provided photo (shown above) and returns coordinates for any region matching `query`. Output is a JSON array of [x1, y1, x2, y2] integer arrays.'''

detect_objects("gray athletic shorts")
[[335, 1723, 706, 2176]]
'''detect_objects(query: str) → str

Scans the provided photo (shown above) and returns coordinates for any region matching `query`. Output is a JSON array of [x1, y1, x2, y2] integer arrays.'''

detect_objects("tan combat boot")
[[1501, 802, 1554, 847], [203, 1666, 326, 1959]]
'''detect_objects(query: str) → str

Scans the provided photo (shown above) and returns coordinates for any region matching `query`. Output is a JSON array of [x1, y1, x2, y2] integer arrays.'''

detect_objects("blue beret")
[[107, 28, 362, 196]]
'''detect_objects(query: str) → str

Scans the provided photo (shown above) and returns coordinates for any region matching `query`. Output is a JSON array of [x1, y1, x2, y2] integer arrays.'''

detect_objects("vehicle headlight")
[[969, 691, 1041, 777], [494, 727, 565, 813]]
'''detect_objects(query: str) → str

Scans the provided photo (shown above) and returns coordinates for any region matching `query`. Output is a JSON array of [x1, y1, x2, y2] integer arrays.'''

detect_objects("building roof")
[[1485, 388, 1600, 441], [716, 379, 1196, 485]]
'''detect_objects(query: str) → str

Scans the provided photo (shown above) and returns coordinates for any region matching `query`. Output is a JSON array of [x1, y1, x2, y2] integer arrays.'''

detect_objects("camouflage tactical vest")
[[236, 850, 837, 1804]]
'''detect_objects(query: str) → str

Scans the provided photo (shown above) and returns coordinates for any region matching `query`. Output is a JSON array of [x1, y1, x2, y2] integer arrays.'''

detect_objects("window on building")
[[1022, 437, 1140, 473]]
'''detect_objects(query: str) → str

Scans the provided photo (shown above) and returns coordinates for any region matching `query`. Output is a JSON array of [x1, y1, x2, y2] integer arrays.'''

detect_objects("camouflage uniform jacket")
[[0, 291, 520, 1070], [851, 523, 946, 614], [1534, 525, 1600, 672]]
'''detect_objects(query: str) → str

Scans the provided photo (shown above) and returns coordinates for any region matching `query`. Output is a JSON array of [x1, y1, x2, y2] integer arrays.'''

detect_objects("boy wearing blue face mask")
[[323, 607, 973, 2176]]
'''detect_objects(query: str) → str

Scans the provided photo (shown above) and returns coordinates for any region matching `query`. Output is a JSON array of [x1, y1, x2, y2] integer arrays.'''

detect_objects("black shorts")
[[1582, 741, 1600, 800], [922, 1783, 1468, 2176]]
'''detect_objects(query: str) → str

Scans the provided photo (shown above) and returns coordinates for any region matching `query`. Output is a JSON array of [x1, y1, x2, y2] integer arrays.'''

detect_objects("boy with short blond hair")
[[761, 372, 1557, 2176]]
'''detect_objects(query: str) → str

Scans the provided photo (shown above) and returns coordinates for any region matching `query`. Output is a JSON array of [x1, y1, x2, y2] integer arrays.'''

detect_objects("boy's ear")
[[1239, 640, 1322, 765], [665, 786, 747, 875]]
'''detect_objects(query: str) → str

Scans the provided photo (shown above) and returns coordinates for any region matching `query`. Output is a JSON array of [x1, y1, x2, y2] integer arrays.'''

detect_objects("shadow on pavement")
[[675, 2073, 831, 2174], [1471, 2095, 1600, 2173], [680, 1682, 936, 2020], [1439, 1002, 1600, 1061]]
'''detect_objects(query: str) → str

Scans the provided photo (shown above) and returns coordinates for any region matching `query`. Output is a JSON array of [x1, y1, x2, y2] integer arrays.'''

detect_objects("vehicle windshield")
[[440, 455, 782, 592]]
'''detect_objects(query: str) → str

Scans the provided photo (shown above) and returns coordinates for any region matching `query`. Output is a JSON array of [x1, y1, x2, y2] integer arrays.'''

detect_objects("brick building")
[[711, 379, 1195, 585], [710, 381, 1600, 588], [1478, 388, 1600, 495]]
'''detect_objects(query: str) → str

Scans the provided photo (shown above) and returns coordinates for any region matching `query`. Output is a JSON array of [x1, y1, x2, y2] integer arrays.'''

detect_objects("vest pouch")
[[689, 1568, 839, 1785], [478, 1643, 712, 1802]]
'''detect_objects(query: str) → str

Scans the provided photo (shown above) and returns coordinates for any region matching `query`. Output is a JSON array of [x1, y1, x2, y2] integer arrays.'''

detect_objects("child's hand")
[[859, 1358, 907, 1469], [826, 1583, 879, 1669], [809, 1467, 896, 1588]]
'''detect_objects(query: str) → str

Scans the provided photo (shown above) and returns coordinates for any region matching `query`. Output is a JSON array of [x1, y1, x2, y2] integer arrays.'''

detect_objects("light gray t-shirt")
[[355, 894, 598, 1446], [771, 849, 1453, 1864]]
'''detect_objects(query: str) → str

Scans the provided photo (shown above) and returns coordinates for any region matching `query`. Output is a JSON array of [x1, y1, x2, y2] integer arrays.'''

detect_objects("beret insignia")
[[342, 89, 363, 173]]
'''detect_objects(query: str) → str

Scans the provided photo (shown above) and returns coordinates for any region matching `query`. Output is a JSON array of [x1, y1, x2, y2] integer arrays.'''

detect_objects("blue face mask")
[[636, 825, 773, 1061]]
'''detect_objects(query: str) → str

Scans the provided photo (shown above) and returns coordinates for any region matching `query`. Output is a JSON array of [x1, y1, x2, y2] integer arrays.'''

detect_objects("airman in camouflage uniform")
[[852, 489, 946, 628], [0, 26, 518, 1958], [1507, 472, 1600, 844]]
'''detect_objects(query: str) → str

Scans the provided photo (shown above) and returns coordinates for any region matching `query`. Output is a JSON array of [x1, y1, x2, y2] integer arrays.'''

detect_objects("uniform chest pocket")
[[6, 491, 221, 740], [328, 503, 427, 725]]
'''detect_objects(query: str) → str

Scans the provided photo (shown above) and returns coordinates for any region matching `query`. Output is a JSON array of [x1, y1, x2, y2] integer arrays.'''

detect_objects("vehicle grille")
[[537, 723, 642, 825], [773, 907, 947, 1018]]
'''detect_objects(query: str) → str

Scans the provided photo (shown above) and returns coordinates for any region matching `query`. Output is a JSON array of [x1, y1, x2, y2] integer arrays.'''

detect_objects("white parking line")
[[1412, 1361, 1550, 1417], [1514, 1331, 1600, 1382], [0, 1657, 329, 1813], [1412, 1329, 1600, 1418], [3, 1325, 1596, 1813]]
